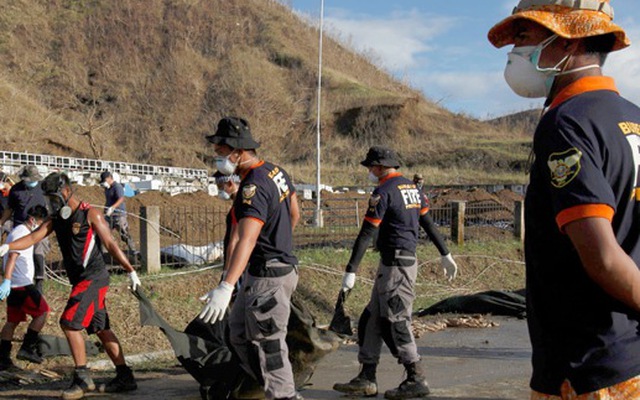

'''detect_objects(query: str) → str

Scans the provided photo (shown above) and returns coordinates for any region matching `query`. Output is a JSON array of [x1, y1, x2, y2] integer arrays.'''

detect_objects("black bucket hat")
[[206, 117, 261, 150], [19, 165, 43, 182], [360, 146, 401, 168]]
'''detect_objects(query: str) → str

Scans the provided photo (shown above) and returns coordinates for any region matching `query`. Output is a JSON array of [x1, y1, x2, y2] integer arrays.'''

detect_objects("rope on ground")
[[45, 262, 223, 287], [299, 262, 376, 286], [140, 263, 222, 280], [44, 264, 71, 287]]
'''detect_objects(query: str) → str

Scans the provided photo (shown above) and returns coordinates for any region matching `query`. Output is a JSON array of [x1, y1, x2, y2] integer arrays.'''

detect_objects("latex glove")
[[0, 244, 9, 257], [0, 279, 10, 301], [441, 253, 458, 281], [128, 271, 141, 292], [199, 281, 234, 324], [105, 207, 114, 217], [342, 272, 356, 292]]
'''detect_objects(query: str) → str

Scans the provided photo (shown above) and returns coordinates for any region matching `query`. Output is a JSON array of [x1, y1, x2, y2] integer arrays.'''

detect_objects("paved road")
[[0, 317, 531, 399], [305, 316, 531, 399]]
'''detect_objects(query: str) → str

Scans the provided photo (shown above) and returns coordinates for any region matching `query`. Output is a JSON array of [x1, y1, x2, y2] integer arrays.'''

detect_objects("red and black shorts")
[[6, 284, 50, 323], [60, 277, 110, 335]]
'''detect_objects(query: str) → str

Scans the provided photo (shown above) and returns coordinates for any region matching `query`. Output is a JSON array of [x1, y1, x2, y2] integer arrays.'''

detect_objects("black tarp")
[[415, 289, 526, 318], [134, 289, 340, 399]]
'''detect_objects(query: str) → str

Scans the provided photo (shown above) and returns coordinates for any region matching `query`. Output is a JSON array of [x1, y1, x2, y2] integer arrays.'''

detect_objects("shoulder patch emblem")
[[548, 148, 582, 188], [243, 184, 257, 199], [369, 194, 381, 207], [72, 222, 81, 236]]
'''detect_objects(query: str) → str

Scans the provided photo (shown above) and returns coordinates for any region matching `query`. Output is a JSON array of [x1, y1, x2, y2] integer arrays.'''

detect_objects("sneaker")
[[333, 375, 378, 397], [17, 345, 43, 364], [98, 371, 137, 393], [61, 371, 96, 400], [384, 377, 430, 399]]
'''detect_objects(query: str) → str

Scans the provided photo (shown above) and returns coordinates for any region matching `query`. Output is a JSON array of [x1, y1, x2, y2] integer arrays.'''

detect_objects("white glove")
[[342, 272, 356, 292], [441, 253, 458, 281], [199, 281, 234, 324], [0, 244, 9, 257], [128, 271, 141, 291], [105, 207, 114, 217]]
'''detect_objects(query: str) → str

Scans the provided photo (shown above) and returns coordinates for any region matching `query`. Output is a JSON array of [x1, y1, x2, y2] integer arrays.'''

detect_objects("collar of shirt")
[[240, 160, 265, 180], [549, 76, 619, 110], [378, 171, 402, 185]]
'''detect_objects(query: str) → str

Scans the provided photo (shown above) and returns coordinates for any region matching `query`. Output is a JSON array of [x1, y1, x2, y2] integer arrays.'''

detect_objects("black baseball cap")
[[206, 117, 261, 150], [360, 146, 401, 169], [100, 171, 112, 183]]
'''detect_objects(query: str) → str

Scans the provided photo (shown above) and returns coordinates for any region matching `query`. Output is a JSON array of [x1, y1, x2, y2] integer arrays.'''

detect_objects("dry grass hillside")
[[0, 0, 532, 185]]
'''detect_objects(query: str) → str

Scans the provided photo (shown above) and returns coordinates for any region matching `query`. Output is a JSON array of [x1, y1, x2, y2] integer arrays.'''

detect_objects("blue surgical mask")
[[215, 154, 238, 176], [368, 172, 379, 183], [26, 181, 38, 188]]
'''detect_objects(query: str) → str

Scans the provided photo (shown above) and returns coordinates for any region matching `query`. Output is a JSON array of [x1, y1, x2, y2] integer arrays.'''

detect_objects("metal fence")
[[45, 198, 520, 272]]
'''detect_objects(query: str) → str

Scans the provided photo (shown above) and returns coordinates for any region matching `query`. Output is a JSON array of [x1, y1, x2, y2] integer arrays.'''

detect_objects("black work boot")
[[0, 340, 15, 371], [333, 363, 378, 397], [61, 367, 96, 400], [384, 362, 430, 399], [17, 329, 43, 364], [98, 365, 137, 393]]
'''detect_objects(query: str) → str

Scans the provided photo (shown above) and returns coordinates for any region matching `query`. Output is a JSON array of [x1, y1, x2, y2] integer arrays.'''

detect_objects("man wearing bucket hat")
[[199, 117, 303, 400], [489, 1, 640, 398], [0, 166, 49, 292], [333, 146, 457, 399]]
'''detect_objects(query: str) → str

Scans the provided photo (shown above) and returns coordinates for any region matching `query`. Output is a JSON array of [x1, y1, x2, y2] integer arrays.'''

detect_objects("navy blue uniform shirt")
[[526, 77, 640, 395], [104, 182, 126, 213], [365, 172, 428, 257], [233, 161, 298, 275]]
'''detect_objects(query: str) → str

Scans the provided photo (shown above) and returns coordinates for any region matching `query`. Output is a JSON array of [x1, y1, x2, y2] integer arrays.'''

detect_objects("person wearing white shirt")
[[0, 205, 49, 370]]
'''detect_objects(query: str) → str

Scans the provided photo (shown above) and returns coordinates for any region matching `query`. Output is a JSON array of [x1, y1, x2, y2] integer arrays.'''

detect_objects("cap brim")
[[360, 159, 400, 168], [206, 135, 260, 150], [488, 10, 630, 51]]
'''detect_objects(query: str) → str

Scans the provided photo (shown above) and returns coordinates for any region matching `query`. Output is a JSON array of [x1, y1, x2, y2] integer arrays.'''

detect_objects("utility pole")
[[314, 0, 324, 228]]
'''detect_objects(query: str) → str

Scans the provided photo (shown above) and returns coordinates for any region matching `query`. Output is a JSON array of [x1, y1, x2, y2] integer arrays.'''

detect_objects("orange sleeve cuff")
[[243, 216, 265, 226], [420, 207, 429, 216], [556, 204, 614, 232], [364, 216, 382, 226]]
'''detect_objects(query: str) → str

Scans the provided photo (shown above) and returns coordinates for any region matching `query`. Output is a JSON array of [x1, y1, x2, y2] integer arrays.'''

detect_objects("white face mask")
[[504, 35, 569, 98], [218, 190, 231, 201], [368, 171, 379, 183], [101, 181, 110, 189], [28, 220, 39, 232], [216, 153, 238, 176]]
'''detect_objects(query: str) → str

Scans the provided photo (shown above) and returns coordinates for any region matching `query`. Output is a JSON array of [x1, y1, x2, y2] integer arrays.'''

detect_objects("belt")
[[381, 249, 416, 267], [248, 259, 296, 278]]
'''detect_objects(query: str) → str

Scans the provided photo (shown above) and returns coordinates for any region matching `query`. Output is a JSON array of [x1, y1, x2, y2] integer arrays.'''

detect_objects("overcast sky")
[[290, 0, 640, 119]]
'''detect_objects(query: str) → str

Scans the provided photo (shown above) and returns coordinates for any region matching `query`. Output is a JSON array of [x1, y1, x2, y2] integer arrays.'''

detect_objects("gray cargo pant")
[[228, 264, 299, 399], [358, 256, 420, 366], [107, 214, 136, 253]]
